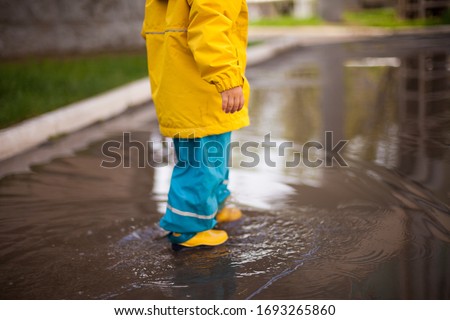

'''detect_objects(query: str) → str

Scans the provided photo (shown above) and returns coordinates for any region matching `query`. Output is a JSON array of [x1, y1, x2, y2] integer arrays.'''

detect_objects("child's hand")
[[221, 86, 244, 114]]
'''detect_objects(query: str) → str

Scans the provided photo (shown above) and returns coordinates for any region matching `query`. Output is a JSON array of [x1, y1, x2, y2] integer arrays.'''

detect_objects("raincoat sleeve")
[[187, 0, 244, 93]]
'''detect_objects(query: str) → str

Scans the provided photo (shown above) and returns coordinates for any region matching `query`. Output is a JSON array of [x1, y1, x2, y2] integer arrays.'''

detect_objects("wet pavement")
[[0, 33, 449, 299]]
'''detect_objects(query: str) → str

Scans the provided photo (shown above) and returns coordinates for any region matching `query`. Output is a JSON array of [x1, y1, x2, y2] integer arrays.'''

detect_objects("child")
[[142, 0, 250, 248]]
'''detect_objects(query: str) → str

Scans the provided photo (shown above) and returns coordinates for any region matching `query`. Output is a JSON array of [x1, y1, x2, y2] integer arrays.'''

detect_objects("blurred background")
[[1, 0, 449, 59], [1, 0, 449, 129]]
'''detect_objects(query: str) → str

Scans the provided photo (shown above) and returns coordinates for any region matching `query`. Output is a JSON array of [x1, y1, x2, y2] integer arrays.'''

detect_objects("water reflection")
[[397, 52, 450, 201], [238, 36, 450, 298], [0, 35, 449, 299]]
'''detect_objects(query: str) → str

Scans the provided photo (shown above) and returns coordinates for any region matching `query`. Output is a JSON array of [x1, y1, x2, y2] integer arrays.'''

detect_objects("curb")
[[0, 78, 151, 161], [248, 25, 450, 40], [247, 37, 306, 66], [247, 25, 450, 59]]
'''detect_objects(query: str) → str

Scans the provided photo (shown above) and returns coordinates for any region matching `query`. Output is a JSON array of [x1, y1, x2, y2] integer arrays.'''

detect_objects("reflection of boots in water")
[[171, 247, 237, 299]]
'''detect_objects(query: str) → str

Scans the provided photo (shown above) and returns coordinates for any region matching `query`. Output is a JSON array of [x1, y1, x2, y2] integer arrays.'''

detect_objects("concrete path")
[[249, 25, 450, 44]]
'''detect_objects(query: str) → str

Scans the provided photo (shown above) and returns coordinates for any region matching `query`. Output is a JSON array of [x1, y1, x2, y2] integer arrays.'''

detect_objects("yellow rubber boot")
[[216, 206, 242, 223], [173, 229, 228, 248]]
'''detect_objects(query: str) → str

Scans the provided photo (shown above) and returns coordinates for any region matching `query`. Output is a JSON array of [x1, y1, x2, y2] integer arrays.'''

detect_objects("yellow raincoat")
[[141, 0, 250, 138]]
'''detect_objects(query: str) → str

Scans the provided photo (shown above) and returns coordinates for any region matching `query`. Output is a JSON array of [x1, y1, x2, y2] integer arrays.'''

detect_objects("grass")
[[344, 7, 450, 28], [250, 15, 323, 27], [0, 52, 148, 129]]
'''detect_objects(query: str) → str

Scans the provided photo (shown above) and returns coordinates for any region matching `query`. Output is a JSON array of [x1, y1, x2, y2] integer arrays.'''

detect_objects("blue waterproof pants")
[[160, 132, 231, 241]]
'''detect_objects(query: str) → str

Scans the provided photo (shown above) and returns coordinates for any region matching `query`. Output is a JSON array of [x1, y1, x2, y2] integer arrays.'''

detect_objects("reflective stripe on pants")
[[160, 132, 231, 233]]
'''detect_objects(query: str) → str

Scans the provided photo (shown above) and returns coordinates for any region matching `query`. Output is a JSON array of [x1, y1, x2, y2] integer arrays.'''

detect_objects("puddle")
[[0, 34, 449, 299]]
